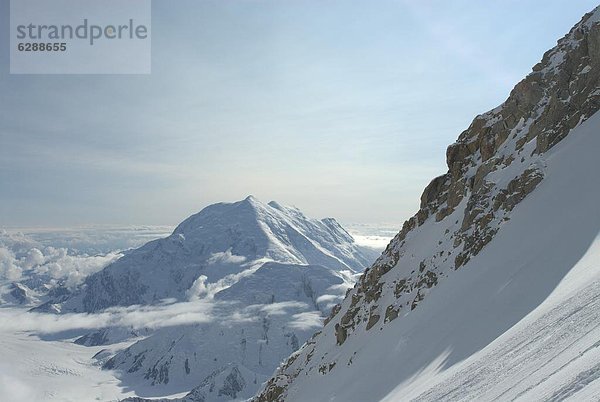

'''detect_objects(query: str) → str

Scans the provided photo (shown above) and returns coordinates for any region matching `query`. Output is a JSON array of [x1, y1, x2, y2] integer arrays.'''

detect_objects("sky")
[[1, 0, 598, 228]]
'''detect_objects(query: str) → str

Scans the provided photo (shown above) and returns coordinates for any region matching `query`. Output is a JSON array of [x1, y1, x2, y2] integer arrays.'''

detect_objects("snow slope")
[[379, 111, 600, 402], [105, 262, 356, 399], [255, 7, 600, 402], [0, 326, 138, 402]]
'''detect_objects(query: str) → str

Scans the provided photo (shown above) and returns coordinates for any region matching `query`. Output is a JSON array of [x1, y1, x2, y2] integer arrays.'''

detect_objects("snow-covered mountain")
[[39, 197, 376, 400], [255, 7, 600, 402], [54, 196, 376, 313]]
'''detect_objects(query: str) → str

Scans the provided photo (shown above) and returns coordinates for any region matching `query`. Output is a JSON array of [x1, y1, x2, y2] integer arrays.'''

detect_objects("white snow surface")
[[262, 109, 600, 401], [0, 328, 139, 402], [104, 261, 358, 399]]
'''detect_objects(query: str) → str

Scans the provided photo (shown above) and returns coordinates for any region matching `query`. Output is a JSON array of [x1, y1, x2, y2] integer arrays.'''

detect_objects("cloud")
[[22, 248, 44, 269], [0, 301, 216, 335], [256, 301, 309, 316], [289, 311, 324, 330], [0, 247, 22, 281], [0, 231, 122, 288], [187, 258, 265, 301], [0, 298, 327, 336], [207, 249, 247, 265], [1, 226, 173, 255], [31, 247, 122, 288], [186, 275, 210, 300], [349, 234, 393, 250], [315, 294, 339, 305], [344, 223, 398, 251]]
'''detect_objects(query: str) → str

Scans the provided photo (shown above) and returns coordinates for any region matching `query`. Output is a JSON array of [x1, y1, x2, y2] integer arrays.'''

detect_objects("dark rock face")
[[255, 8, 600, 401], [74, 330, 109, 346], [218, 367, 246, 399], [9, 283, 31, 304]]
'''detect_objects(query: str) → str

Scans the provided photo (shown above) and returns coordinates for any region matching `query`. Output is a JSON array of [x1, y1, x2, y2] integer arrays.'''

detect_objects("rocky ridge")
[[255, 7, 600, 401]]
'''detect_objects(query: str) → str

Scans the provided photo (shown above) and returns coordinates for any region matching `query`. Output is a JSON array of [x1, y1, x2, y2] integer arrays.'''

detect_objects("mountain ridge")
[[255, 6, 600, 401]]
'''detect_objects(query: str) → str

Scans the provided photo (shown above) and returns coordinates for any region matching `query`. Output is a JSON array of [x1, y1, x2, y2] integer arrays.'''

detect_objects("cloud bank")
[[0, 298, 323, 336], [0, 228, 171, 288]]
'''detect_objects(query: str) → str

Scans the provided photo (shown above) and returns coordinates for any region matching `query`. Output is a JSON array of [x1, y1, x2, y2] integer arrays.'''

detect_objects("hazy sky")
[[1, 0, 598, 228]]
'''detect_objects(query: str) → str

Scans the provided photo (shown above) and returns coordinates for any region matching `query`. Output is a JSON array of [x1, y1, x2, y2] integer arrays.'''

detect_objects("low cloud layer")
[[0, 298, 323, 336], [344, 223, 398, 251], [2, 226, 173, 254], [0, 228, 172, 288], [0, 228, 346, 339], [0, 241, 121, 288], [0, 301, 215, 335]]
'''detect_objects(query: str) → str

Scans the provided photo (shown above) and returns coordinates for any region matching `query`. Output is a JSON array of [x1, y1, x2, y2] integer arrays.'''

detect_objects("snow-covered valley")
[[0, 326, 142, 402]]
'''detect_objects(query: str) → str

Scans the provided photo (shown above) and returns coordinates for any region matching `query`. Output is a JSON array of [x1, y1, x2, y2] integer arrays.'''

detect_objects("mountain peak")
[[60, 198, 375, 313], [242, 194, 260, 203]]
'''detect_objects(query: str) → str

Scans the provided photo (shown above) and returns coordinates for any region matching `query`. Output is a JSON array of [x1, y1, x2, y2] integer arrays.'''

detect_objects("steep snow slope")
[[58, 196, 376, 313], [256, 7, 600, 402]]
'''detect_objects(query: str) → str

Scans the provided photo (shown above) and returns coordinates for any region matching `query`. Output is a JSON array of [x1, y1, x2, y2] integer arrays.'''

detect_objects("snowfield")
[[0, 327, 138, 402]]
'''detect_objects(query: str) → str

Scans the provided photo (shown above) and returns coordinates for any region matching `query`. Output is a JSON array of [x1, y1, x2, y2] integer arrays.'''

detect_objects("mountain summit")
[[54, 197, 376, 313], [256, 7, 600, 402]]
